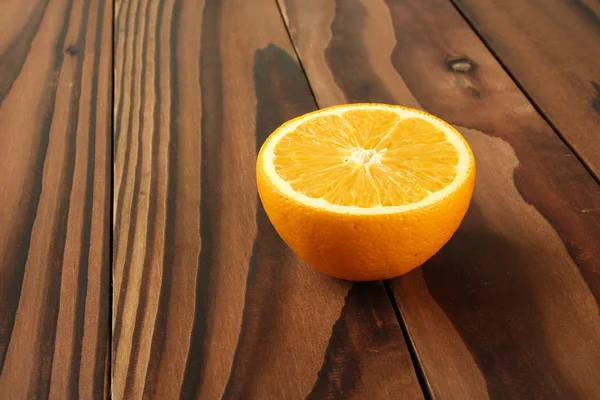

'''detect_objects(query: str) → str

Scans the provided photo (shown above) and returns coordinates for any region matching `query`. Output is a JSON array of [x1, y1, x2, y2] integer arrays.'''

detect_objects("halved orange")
[[257, 104, 475, 281]]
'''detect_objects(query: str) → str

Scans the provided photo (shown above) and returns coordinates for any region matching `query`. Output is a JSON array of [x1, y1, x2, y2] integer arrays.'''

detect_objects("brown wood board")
[[112, 0, 423, 398], [279, 0, 600, 398], [451, 0, 600, 179], [0, 0, 111, 398]]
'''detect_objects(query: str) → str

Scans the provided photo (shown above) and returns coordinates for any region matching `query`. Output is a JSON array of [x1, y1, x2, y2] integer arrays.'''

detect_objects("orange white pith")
[[257, 104, 475, 281]]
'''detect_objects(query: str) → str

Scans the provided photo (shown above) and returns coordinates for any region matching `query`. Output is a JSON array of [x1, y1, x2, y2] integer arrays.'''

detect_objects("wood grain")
[[113, 0, 423, 398], [450, 0, 600, 178], [280, 0, 600, 398], [0, 0, 111, 398]]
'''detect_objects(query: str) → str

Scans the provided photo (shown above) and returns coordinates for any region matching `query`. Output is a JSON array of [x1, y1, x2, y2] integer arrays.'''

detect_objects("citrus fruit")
[[256, 103, 475, 281]]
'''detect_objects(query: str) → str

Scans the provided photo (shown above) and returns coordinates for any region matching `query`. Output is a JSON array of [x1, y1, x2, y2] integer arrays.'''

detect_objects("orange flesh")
[[273, 109, 460, 208]]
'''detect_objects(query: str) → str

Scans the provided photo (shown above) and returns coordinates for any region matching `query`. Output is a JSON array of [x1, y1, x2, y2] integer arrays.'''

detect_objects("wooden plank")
[[279, 0, 600, 398], [0, 0, 111, 398], [450, 0, 600, 178], [112, 0, 424, 398]]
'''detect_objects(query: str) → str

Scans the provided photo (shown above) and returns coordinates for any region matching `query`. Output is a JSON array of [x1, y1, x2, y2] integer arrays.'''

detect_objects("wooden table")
[[1, 0, 599, 398]]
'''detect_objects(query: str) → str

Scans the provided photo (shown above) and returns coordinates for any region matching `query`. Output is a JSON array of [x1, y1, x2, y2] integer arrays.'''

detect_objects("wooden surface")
[[2, 0, 600, 398], [451, 0, 600, 179], [279, 0, 600, 398], [0, 0, 111, 398], [112, 0, 422, 398]]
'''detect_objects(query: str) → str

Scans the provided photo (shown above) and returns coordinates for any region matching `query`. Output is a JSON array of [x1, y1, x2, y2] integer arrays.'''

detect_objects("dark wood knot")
[[446, 56, 477, 73], [65, 45, 79, 56]]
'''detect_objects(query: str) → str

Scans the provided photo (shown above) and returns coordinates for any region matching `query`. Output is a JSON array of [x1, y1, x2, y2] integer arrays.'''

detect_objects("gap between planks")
[[109, 0, 116, 397]]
